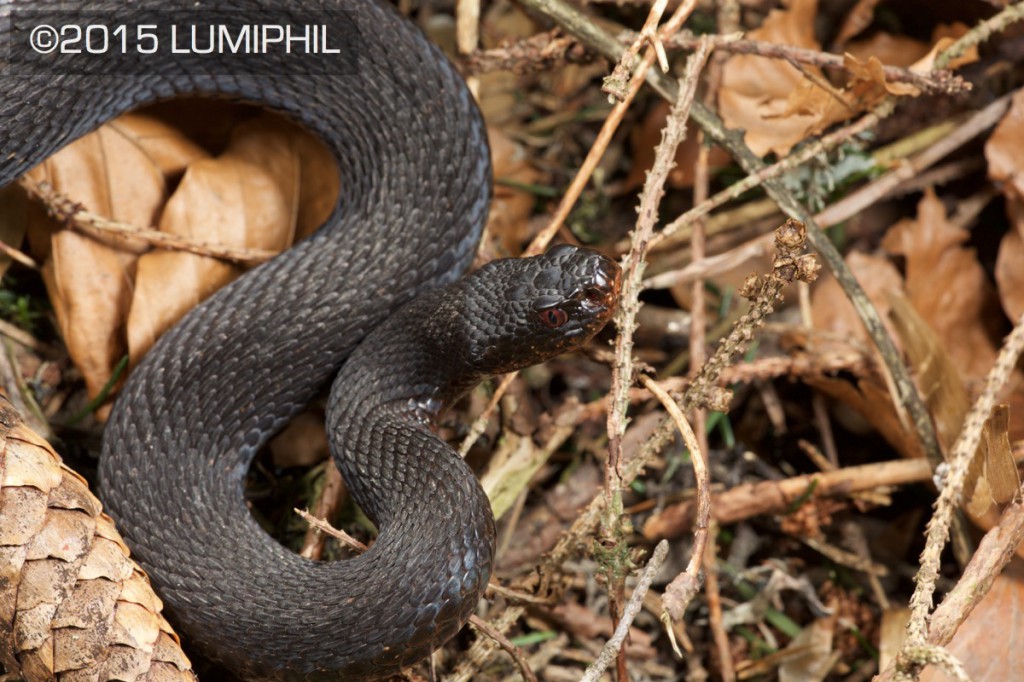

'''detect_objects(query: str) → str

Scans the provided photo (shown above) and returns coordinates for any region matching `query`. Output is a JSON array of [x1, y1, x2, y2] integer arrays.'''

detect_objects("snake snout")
[[592, 257, 622, 311]]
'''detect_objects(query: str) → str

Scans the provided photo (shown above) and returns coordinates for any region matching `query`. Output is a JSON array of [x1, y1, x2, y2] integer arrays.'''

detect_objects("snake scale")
[[0, 1, 621, 679]]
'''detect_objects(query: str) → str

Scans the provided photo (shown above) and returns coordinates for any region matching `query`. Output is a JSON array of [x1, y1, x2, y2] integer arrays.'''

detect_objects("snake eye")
[[539, 308, 568, 328]]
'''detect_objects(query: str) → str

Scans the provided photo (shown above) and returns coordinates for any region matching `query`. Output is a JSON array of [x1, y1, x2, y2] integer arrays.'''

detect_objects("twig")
[[541, 220, 817, 584], [904, 312, 1024, 643], [466, 31, 583, 75], [650, 102, 881, 252], [607, 38, 709, 494], [466, 615, 538, 682], [897, 645, 973, 682], [19, 177, 278, 266], [459, 373, 518, 456], [643, 447, 933, 540], [640, 375, 709, 621], [522, 0, 697, 256], [0, 238, 37, 270], [601, 34, 706, 678], [815, 93, 1013, 228], [603, 0, 669, 99], [0, 318, 60, 357], [444, 607, 525, 682], [703, 521, 735, 681], [933, 1, 1024, 70], [926, 495, 1024, 646], [656, 33, 968, 95], [299, 464, 347, 559], [468, 30, 969, 95], [455, 0, 480, 55], [579, 540, 669, 682], [520, 0, 944, 499], [294, 507, 367, 553]]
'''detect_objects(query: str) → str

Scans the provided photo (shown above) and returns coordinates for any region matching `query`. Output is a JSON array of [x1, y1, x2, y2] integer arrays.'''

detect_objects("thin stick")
[[579, 540, 670, 682], [294, 507, 367, 552], [521, 0, 697, 256], [640, 375, 709, 620], [466, 615, 538, 682], [20, 177, 278, 266], [458, 372, 518, 457], [644, 458, 933, 539], [520, 0, 943, 516], [470, 31, 968, 95], [905, 312, 1024, 642], [703, 521, 735, 682]]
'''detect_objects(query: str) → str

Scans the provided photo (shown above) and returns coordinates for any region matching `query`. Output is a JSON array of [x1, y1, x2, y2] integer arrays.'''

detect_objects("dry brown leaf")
[[721, 12, 971, 157], [887, 292, 971, 451], [811, 249, 903, 345], [986, 87, 1024, 204], [880, 188, 1001, 381], [996, 228, 1024, 321], [920, 560, 1024, 682], [911, 23, 978, 73], [768, 52, 919, 135], [269, 410, 330, 469], [778, 613, 839, 682], [878, 606, 911, 672], [844, 32, 931, 69], [24, 114, 208, 406], [624, 101, 730, 191], [807, 371, 925, 461], [982, 405, 1019, 508], [718, 0, 822, 157], [127, 116, 307, 364], [887, 293, 1019, 516]]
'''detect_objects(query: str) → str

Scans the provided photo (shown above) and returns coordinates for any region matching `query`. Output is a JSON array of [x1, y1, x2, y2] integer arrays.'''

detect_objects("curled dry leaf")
[[778, 613, 839, 682], [880, 188, 1001, 381], [24, 114, 208, 408], [718, 0, 822, 157], [126, 115, 311, 364], [0, 394, 196, 681], [996, 229, 1024, 321], [809, 251, 922, 458], [887, 293, 1019, 518], [719, 0, 973, 157]]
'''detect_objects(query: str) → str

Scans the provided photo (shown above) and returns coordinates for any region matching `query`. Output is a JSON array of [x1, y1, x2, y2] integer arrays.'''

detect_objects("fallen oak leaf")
[[24, 114, 207, 413], [127, 116, 308, 364]]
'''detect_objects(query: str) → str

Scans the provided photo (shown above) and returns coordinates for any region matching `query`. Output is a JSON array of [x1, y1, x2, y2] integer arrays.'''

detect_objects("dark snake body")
[[0, 1, 621, 679]]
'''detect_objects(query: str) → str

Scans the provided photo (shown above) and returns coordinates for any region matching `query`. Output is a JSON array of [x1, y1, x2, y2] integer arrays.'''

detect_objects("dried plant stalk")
[[0, 396, 196, 681]]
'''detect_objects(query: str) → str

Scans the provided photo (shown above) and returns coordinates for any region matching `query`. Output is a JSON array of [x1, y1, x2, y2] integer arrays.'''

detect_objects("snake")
[[0, 1, 621, 679]]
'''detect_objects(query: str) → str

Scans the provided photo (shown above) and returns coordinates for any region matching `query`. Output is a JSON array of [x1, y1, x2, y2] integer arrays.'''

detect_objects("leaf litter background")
[[4, 0, 1024, 680]]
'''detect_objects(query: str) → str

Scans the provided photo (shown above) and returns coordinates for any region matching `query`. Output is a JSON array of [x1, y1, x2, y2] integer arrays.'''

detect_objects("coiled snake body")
[[0, 1, 620, 679]]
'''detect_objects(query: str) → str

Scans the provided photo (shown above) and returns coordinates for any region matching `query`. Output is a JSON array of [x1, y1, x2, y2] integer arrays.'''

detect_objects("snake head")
[[464, 243, 621, 376]]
